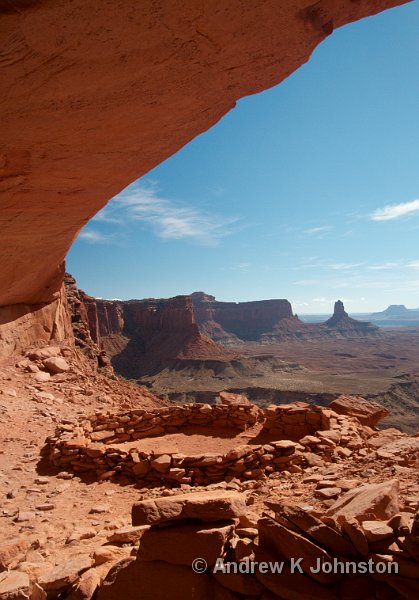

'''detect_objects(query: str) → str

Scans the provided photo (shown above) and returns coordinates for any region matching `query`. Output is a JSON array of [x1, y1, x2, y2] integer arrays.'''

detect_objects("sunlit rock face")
[[0, 0, 406, 353], [192, 292, 294, 342], [64, 278, 232, 377]]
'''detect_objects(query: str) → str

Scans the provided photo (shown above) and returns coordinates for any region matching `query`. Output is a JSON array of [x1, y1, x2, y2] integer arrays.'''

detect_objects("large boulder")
[[97, 559, 211, 600], [0, 539, 29, 572], [37, 556, 93, 593], [258, 517, 340, 584], [28, 346, 61, 360], [218, 391, 251, 406], [43, 356, 70, 374], [329, 395, 388, 427]]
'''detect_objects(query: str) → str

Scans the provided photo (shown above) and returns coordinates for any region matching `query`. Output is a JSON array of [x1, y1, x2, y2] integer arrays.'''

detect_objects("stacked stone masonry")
[[46, 402, 368, 487], [262, 402, 329, 439]]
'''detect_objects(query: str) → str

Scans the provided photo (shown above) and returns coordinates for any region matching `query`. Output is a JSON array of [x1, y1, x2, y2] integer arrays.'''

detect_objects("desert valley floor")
[[138, 328, 419, 433]]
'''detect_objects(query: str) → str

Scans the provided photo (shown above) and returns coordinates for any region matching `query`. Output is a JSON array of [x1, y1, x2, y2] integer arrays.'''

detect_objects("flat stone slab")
[[326, 479, 399, 523], [132, 490, 247, 525]]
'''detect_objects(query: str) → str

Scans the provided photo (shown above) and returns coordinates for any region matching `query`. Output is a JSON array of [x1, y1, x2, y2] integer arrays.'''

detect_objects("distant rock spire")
[[325, 299, 378, 335], [333, 300, 348, 319]]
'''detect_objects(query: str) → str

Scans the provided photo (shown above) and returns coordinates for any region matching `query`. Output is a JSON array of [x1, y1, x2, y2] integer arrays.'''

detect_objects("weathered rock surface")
[[326, 479, 400, 523], [218, 391, 251, 406], [37, 556, 93, 592], [137, 521, 234, 566], [132, 491, 247, 525], [0, 286, 73, 357], [0, 539, 29, 572], [43, 356, 70, 374], [98, 487, 419, 600], [0, 570, 30, 600], [97, 559, 212, 600]]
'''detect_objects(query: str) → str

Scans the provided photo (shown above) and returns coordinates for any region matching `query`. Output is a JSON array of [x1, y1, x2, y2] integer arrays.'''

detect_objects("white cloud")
[[407, 260, 419, 269], [330, 262, 364, 270], [77, 230, 113, 244], [94, 182, 237, 246], [368, 262, 400, 270], [305, 225, 334, 235], [292, 279, 318, 286], [370, 199, 419, 221]]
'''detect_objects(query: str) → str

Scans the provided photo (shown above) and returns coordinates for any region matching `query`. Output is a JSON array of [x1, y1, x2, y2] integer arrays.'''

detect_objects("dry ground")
[[0, 344, 417, 584]]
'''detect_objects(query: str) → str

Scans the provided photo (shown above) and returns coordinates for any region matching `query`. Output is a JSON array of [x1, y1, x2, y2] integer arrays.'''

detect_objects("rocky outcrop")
[[112, 296, 231, 376], [96, 485, 418, 600], [63, 281, 233, 377], [0, 0, 406, 318], [325, 300, 380, 336], [0, 283, 73, 357]]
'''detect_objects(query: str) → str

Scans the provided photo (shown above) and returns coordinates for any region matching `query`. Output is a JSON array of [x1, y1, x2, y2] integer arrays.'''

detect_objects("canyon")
[[62, 276, 419, 434], [66, 276, 381, 367]]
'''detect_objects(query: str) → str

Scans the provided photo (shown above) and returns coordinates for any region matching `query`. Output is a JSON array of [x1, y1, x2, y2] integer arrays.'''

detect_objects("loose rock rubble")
[[0, 344, 418, 599], [96, 486, 419, 600]]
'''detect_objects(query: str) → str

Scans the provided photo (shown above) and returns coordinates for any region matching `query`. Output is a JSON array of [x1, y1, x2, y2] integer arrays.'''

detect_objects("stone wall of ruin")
[[45, 402, 358, 486]]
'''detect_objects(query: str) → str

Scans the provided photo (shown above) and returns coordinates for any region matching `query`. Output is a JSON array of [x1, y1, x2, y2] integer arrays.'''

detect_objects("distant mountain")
[[354, 304, 419, 328], [371, 305, 419, 318]]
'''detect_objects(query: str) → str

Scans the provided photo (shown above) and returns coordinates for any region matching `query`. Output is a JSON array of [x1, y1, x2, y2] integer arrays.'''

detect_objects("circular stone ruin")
[[45, 401, 363, 487]]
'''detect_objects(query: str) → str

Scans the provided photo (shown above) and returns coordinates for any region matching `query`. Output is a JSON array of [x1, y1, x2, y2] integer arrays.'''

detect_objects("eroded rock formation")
[[0, 0, 407, 356], [192, 293, 381, 343], [326, 300, 379, 336], [192, 292, 296, 342], [63, 281, 383, 381], [64, 278, 232, 377]]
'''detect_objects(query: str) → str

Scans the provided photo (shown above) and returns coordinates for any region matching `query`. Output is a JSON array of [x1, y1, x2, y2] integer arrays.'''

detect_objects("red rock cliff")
[[66, 286, 232, 377], [192, 292, 295, 341]]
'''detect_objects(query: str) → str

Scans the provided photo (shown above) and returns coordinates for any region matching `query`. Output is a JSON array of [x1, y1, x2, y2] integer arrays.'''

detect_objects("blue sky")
[[68, 1, 419, 314]]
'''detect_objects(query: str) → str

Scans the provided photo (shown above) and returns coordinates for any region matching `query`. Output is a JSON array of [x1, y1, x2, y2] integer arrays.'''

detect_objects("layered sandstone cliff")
[[64, 283, 381, 385], [64, 279, 232, 378], [192, 292, 295, 342]]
